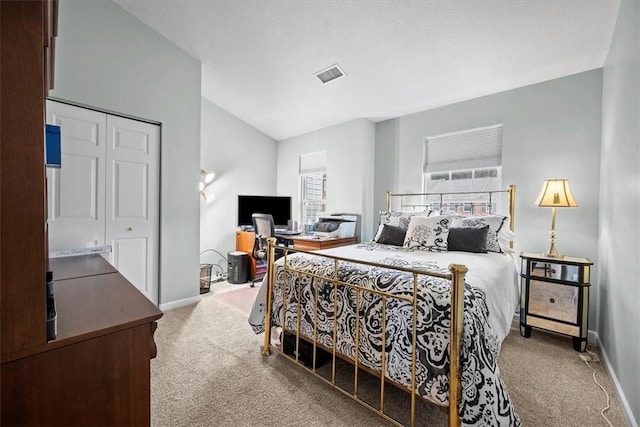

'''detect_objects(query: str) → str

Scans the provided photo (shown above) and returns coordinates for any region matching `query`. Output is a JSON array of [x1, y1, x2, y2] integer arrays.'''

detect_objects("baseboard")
[[594, 332, 639, 427], [159, 295, 202, 311]]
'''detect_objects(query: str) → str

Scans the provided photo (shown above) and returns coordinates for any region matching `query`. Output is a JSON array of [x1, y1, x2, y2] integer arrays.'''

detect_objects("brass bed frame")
[[261, 185, 516, 427]]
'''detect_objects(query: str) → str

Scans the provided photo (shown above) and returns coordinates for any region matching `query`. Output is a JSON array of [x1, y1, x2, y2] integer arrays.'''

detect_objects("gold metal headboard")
[[386, 185, 517, 233]]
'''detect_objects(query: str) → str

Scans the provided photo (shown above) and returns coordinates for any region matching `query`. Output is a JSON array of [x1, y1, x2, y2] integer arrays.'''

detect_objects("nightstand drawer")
[[528, 280, 578, 323], [529, 261, 583, 283]]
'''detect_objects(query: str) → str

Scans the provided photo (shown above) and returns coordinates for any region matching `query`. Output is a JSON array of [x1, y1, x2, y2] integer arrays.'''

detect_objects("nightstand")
[[519, 252, 593, 352]]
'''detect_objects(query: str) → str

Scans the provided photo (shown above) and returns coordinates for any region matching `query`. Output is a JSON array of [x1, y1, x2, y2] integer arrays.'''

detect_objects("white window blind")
[[423, 125, 503, 173], [299, 150, 327, 174]]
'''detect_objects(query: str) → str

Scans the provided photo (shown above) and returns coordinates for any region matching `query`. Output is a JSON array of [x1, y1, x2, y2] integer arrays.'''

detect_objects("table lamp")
[[534, 179, 578, 258]]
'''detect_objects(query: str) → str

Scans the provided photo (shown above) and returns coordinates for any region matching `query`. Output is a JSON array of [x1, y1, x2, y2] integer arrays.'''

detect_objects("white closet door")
[[105, 115, 160, 304], [46, 101, 106, 251]]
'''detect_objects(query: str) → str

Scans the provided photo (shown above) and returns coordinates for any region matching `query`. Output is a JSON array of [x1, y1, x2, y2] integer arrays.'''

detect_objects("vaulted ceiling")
[[114, 0, 620, 141]]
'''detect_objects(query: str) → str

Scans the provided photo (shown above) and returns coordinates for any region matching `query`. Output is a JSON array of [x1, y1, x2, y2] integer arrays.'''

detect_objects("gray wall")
[[375, 70, 603, 331], [51, 0, 202, 306], [600, 0, 640, 423], [200, 98, 277, 263], [277, 119, 376, 241]]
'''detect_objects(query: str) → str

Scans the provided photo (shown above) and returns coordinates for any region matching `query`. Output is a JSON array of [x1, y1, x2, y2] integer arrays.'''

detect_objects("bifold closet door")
[[46, 102, 107, 251], [46, 100, 160, 304], [105, 115, 159, 305]]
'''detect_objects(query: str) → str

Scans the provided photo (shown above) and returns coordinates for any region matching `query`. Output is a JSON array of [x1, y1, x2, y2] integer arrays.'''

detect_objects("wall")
[[375, 70, 603, 329], [200, 98, 277, 265], [599, 0, 640, 424], [277, 119, 376, 241], [51, 0, 202, 306]]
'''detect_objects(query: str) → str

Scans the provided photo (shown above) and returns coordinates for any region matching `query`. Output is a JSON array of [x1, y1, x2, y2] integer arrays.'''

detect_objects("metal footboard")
[[261, 239, 467, 427]]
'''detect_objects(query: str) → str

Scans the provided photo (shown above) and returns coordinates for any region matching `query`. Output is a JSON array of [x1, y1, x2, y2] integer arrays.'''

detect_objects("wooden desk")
[[1, 254, 163, 426], [282, 236, 357, 251]]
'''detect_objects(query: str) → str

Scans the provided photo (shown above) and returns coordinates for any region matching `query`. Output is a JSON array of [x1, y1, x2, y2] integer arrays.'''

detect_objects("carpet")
[[151, 292, 629, 427], [209, 284, 259, 316]]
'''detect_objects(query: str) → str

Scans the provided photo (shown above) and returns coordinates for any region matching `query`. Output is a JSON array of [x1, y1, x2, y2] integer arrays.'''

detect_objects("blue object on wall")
[[45, 124, 61, 168]]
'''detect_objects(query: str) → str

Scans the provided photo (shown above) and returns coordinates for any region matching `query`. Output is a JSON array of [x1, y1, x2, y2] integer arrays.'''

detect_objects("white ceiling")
[[114, 0, 620, 141]]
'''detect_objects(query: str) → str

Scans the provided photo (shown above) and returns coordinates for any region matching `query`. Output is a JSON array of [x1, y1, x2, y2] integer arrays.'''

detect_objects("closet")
[[46, 100, 160, 304]]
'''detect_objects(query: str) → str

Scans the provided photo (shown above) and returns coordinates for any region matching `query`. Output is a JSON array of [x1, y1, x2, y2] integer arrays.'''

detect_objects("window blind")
[[423, 125, 503, 173], [299, 150, 327, 174]]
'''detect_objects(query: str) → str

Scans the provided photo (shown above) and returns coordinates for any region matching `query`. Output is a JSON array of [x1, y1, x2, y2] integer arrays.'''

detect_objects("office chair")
[[251, 213, 276, 287]]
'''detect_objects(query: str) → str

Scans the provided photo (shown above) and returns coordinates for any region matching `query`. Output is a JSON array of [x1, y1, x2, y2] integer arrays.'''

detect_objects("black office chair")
[[250, 213, 276, 287]]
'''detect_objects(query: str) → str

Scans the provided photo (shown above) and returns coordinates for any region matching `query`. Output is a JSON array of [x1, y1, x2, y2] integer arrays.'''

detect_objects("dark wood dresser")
[[1, 255, 163, 426]]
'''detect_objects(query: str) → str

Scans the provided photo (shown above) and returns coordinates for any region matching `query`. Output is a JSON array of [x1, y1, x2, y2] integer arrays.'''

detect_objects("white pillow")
[[374, 210, 430, 241], [450, 215, 507, 253], [403, 215, 452, 252]]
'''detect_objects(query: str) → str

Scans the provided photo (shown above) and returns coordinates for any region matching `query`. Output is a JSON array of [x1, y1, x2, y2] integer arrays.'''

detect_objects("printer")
[[313, 213, 357, 238]]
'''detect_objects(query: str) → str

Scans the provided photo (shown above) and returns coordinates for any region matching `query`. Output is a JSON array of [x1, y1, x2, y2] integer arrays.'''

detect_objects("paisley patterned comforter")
[[249, 243, 521, 426]]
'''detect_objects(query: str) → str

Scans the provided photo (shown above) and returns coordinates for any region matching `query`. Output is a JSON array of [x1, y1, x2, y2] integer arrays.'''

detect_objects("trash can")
[[227, 251, 249, 284], [199, 263, 213, 294]]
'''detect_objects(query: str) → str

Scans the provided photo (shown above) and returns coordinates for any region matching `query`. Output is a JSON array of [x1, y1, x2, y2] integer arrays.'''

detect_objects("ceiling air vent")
[[315, 64, 346, 84]]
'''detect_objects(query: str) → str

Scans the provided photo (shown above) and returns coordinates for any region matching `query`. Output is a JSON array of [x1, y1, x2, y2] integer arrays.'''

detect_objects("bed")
[[249, 187, 521, 427]]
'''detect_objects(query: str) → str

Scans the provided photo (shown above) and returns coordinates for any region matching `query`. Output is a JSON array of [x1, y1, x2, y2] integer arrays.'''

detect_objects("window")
[[301, 172, 326, 226], [299, 150, 327, 226], [423, 125, 503, 214]]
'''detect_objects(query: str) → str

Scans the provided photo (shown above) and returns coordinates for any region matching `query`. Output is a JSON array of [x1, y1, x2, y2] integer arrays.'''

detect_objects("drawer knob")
[[549, 298, 555, 304]]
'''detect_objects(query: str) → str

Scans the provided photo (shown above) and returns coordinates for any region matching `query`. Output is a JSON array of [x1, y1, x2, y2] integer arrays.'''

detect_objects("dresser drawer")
[[528, 280, 578, 324]]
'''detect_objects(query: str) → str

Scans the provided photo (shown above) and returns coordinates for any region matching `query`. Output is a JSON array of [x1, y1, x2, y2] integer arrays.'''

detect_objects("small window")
[[423, 125, 503, 199], [301, 172, 326, 226]]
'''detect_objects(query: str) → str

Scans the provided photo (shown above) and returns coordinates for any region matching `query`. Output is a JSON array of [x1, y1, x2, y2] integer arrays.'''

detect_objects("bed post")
[[449, 264, 468, 427], [508, 185, 516, 232], [262, 237, 277, 356], [386, 191, 392, 210]]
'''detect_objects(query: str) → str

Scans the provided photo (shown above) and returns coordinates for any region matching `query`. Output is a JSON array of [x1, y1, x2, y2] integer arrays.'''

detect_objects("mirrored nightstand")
[[519, 252, 593, 352]]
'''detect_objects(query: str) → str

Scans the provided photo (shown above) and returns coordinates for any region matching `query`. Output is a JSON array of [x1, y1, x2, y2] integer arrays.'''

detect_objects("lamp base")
[[543, 241, 563, 259], [542, 252, 564, 259]]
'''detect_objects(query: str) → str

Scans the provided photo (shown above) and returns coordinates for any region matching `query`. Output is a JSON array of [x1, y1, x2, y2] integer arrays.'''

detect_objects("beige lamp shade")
[[534, 179, 578, 208]]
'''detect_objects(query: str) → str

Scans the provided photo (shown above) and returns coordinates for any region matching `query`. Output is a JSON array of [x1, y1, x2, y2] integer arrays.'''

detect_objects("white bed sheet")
[[313, 243, 520, 343]]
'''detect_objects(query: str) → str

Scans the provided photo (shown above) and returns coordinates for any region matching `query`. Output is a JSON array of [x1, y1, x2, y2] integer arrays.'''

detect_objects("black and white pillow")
[[374, 210, 430, 240], [450, 215, 507, 253], [403, 215, 452, 252], [447, 225, 489, 253]]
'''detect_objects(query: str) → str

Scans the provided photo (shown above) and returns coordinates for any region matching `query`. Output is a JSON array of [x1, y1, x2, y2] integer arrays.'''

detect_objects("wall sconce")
[[199, 169, 215, 203], [534, 179, 578, 258]]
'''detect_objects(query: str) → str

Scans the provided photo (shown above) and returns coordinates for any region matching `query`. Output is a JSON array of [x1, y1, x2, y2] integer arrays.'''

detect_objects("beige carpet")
[[151, 286, 628, 426]]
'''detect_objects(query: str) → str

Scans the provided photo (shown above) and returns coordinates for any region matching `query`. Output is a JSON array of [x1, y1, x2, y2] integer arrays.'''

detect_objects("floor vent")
[[315, 64, 345, 84]]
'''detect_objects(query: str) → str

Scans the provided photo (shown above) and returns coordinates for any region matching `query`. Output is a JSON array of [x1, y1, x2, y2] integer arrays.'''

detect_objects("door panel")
[[105, 115, 159, 304], [112, 237, 149, 294], [56, 154, 98, 219], [46, 102, 106, 251], [113, 161, 148, 218]]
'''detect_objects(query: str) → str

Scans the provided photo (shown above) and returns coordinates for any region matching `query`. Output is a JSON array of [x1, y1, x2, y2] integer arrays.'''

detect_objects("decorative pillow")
[[375, 224, 407, 246], [374, 210, 430, 240], [403, 215, 452, 252], [450, 215, 507, 253], [447, 226, 489, 253]]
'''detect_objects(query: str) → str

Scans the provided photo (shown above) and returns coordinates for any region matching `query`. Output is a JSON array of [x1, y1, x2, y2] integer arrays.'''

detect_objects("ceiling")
[[114, 0, 620, 141]]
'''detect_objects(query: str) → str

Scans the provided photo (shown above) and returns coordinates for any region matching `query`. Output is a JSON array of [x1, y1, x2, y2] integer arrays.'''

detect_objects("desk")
[[277, 235, 357, 251]]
